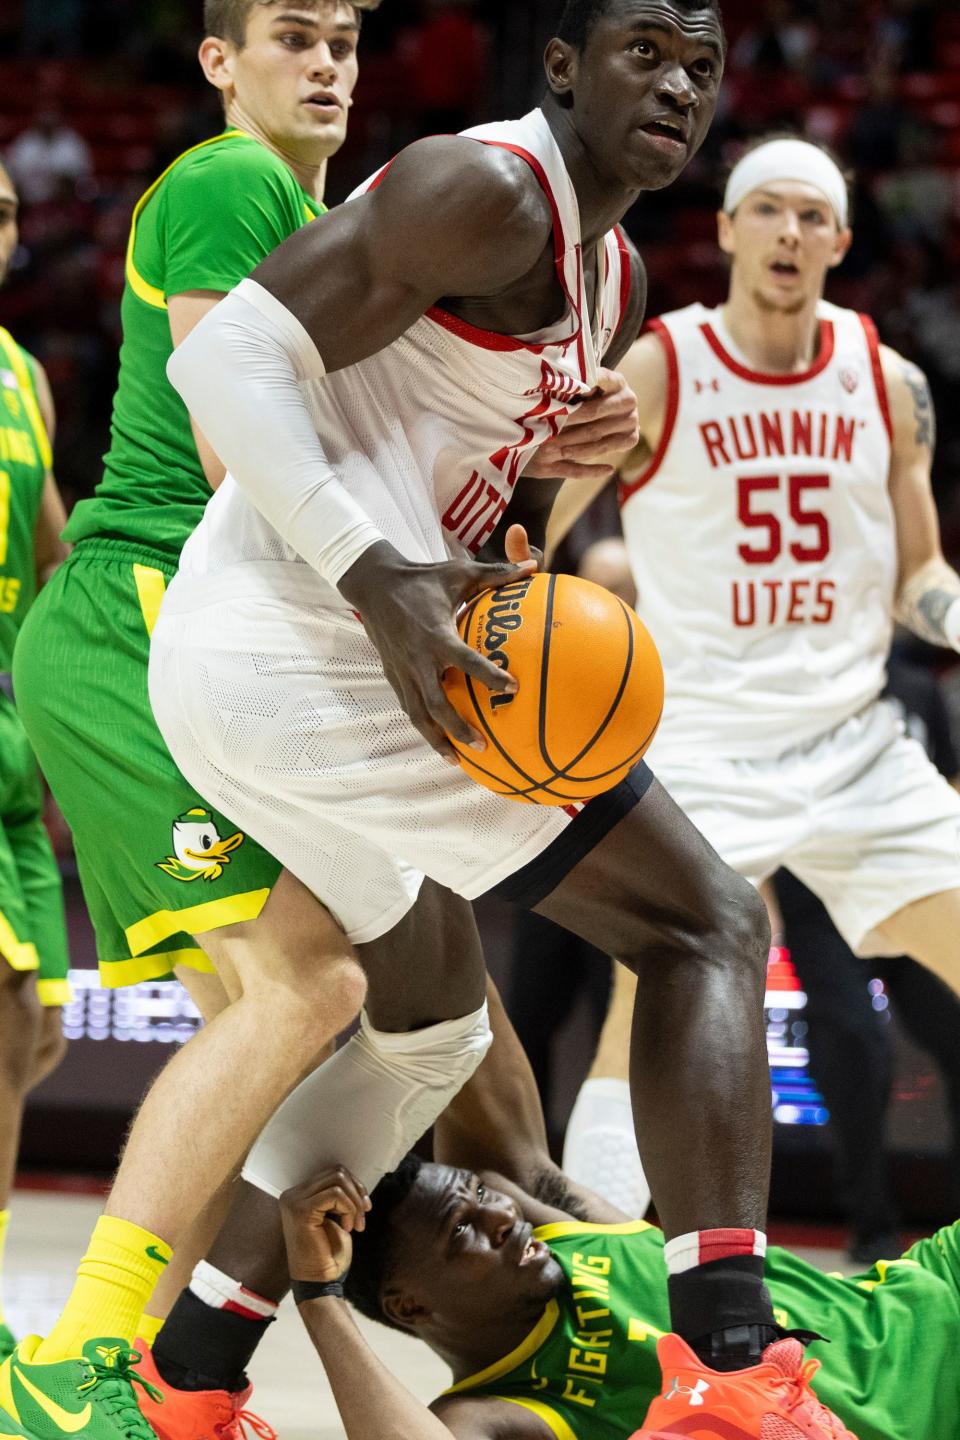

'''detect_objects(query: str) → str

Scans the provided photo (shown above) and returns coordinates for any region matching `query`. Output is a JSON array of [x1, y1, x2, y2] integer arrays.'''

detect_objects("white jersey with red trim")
[[178, 108, 632, 611], [620, 300, 896, 761]]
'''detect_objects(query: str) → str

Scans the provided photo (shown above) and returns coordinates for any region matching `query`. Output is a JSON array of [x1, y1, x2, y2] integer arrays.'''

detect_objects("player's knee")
[[700, 869, 770, 981], [371, 996, 495, 1082], [324, 953, 367, 1028], [627, 865, 769, 983], [289, 953, 366, 1048], [360, 998, 492, 1111], [242, 1000, 493, 1197], [358, 999, 493, 1151]]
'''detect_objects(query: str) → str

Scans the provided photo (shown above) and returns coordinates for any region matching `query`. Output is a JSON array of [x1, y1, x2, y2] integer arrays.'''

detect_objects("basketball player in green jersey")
[[281, 981, 949, 1440], [0, 161, 73, 1359], [3, 5, 380, 1432]]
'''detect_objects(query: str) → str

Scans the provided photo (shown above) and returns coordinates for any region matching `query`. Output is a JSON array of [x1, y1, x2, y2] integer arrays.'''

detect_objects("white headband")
[[724, 139, 848, 229]]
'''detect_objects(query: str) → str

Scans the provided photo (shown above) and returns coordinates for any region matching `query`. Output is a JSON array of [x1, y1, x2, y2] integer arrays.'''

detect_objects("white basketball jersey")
[[620, 301, 896, 761], [180, 109, 632, 610]]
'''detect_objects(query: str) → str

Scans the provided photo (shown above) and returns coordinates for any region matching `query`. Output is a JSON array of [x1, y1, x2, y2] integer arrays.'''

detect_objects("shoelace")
[[219, 1404, 277, 1440], [777, 1358, 853, 1439], [78, 1348, 164, 1440]]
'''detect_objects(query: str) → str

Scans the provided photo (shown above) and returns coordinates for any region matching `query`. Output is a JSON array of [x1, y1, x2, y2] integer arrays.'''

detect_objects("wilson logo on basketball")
[[485, 578, 534, 712], [443, 573, 664, 807]]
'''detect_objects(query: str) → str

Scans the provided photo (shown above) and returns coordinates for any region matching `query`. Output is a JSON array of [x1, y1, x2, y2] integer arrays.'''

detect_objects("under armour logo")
[[694, 379, 720, 394], [667, 1377, 710, 1407]]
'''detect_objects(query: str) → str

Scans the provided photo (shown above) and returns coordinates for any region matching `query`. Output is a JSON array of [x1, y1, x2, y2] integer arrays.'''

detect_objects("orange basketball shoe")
[[629, 1333, 859, 1440], [133, 1343, 276, 1440]]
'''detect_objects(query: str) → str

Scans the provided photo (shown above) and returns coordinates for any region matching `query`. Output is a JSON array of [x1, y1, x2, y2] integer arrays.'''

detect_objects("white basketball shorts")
[[652, 699, 960, 956], [148, 585, 652, 944]]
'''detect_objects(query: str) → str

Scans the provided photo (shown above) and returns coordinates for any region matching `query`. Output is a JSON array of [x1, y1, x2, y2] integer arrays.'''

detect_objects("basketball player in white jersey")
[[145, 6, 859, 1435], [557, 135, 960, 1229]]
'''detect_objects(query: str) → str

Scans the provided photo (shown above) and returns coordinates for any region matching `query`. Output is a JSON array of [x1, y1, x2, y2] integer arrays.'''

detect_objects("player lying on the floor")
[[280, 980, 957, 1440]]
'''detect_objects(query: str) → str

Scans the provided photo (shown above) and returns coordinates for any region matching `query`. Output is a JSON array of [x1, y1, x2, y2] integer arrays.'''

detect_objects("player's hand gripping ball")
[[443, 572, 663, 805]]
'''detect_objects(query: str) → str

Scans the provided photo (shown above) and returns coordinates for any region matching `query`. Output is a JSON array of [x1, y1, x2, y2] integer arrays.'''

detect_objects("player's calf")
[[0, 968, 44, 1096], [27, 1004, 67, 1090]]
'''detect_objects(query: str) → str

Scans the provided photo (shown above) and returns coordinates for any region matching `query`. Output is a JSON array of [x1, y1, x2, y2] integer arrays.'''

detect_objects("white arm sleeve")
[[166, 278, 385, 586]]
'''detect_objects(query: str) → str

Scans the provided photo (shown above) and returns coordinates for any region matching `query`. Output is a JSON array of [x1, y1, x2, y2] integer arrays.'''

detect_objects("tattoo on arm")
[[902, 362, 936, 450], [914, 587, 960, 645], [531, 1168, 590, 1220], [897, 563, 960, 647]]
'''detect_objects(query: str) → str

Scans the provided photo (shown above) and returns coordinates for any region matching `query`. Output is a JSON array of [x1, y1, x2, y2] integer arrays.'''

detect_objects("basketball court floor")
[[8, 1185, 861, 1440]]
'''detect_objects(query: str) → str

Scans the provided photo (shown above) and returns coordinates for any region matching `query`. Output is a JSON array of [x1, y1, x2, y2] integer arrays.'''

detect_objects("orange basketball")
[[443, 572, 663, 805]]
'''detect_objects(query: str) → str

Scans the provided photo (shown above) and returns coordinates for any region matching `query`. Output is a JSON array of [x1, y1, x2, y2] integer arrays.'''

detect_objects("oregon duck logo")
[[157, 808, 245, 883]]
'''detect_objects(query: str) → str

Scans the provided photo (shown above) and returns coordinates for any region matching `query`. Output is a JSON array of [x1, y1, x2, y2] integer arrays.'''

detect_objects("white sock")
[[563, 1077, 652, 1218], [189, 1260, 279, 1320]]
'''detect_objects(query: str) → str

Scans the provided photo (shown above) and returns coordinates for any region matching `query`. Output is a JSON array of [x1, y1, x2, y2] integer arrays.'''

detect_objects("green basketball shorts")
[[0, 690, 71, 1005], [13, 540, 282, 987]]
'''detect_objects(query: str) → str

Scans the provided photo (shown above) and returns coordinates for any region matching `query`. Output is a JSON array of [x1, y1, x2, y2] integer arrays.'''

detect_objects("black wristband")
[[291, 1277, 347, 1304]]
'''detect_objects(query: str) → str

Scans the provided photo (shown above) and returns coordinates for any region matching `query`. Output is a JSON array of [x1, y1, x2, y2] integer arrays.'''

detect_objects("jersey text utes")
[[698, 407, 859, 630], [442, 361, 577, 553]]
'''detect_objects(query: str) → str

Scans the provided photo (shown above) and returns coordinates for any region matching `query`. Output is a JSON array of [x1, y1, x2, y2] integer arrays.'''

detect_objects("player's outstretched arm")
[[165, 138, 552, 761], [884, 346, 960, 650], [281, 1173, 529, 1440]]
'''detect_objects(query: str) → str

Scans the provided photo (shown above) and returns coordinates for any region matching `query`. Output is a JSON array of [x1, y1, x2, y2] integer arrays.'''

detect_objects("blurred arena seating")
[[2, 0, 959, 536]]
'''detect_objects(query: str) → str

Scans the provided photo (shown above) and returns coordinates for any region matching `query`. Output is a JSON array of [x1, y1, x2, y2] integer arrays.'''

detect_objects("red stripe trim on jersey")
[[700, 319, 836, 385], [860, 312, 893, 444], [573, 241, 588, 380], [618, 319, 679, 504], [614, 226, 632, 341], [484, 141, 567, 292], [425, 306, 539, 352], [365, 160, 394, 191], [426, 139, 586, 376]]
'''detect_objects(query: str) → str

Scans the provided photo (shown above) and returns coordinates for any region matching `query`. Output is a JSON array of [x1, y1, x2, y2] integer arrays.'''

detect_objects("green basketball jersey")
[[64, 129, 322, 559], [445, 1219, 960, 1440], [0, 328, 52, 670]]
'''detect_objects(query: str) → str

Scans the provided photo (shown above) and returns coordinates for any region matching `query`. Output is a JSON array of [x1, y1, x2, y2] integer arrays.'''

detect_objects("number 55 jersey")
[[619, 300, 895, 763]]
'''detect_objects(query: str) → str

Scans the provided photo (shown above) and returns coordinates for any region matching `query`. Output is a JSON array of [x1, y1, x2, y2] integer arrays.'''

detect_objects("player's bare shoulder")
[[880, 342, 936, 458], [372, 135, 555, 295]]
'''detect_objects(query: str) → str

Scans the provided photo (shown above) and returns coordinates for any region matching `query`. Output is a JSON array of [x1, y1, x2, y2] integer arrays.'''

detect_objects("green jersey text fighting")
[[446, 1219, 960, 1440]]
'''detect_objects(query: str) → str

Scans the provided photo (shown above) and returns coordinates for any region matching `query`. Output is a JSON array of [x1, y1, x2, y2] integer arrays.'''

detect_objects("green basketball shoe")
[[0, 1330, 15, 1366], [0, 1404, 43, 1440], [0, 1336, 162, 1440]]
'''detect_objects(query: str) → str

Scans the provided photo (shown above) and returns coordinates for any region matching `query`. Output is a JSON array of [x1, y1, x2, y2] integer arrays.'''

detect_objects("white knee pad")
[[242, 1002, 492, 1197], [563, 1077, 652, 1219]]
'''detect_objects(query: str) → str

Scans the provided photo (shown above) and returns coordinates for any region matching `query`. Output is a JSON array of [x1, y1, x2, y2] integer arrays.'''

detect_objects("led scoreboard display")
[[766, 946, 829, 1129], [24, 935, 947, 1199], [59, 971, 202, 1046], [41, 954, 825, 1124]]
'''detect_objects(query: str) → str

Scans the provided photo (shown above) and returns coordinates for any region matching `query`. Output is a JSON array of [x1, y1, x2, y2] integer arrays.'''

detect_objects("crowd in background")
[[0, 0, 958, 532]]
